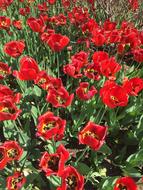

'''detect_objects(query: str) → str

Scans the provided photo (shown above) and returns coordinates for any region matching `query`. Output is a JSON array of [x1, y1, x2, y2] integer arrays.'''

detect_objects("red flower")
[[46, 33, 70, 52], [39, 144, 69, 176], [123, 77, 143, 96], [34, 71, 63, 90], [27, 17, 45, 33], [100, 57, 121, 80], [114, 176, 137, 190], [92, 32, 106, 46], [0, 16, 11, 30], [0, 62, 11, 80], [57, 166, 84, 190], [0, 84, 21, 103], [40, 29, 55, 43], [76, 82, 97, 101], [100, 80, 129, 108], [133, 49, 143, 63], [36, 111, 66, 141], [3, 40, 25, 58], [0, 146, 7, 170], [84, 63, 100, 80], [19, 7, 30, 16], [0, 100, 21, 121], [48, 0, 56, 4], [13, 56, 39, 80], [63, 63, 83, 78], [12, 20, 22, 30], [3, 141, 23, 162], [46, 87, 74, 108], [128, 0, 138, 10], [6, 172, 26, 190], [78, 121, 108, 150]]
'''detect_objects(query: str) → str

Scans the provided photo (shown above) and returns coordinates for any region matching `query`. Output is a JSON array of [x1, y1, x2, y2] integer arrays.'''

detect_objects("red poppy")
[[4, 141, 23, 162], [76, 82, 97, 101], [36, 111, 66, 141], [39, 144, 69, 176], [46, 87, 74, 108], [0, 84, 21, 103], [0, 62, 11, 80], [57, 166, 84, 190], [27, 17, 45, 33], [133, 49, 143, 63], [78, 121, 108, 150], [114, 176, 137, 190], [0, 16, 11, 30], [100, 80, 129, 108], [0, 146, 7, 170], [0, 100, 21, 121], [13, 56, 39, 80], [3, 40, 25, 58], [6, 172, 26, 190], [46, 33, 70, 52], [123, 77, 143, 96]]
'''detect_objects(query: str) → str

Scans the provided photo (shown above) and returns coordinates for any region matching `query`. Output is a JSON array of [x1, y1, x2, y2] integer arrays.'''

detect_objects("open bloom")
[[79, 121, 108, 150], [13, 56, 39, 80], [36, 111, 66, 141], [0, 16, 11, 30], [76, 82, 97, 101], [0, 100, 21, 121], [114, 176, 137, 190], [39, 144, 69, 176], [3, 40, 25, 58], [46, 33, 70, 52], [100, 80, 129, 108], [57, 166, 84, 190], [0, 141, 23, 170], [0, 84, 21, 103], [46, 87, 74, 108], [6, 172, 26, 190], [3, 141, 23, 162], [123, 77, 143, 96], [0, 62, 11, 80]]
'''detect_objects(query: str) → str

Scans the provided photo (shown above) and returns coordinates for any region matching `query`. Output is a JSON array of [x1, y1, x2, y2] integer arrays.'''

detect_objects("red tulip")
[[4, 40, 25, 58], [76, 82, 97, 101], [39, 144, 69, 176], [0, 62, 11, 80], [0, 16, 11, 30], [46, 87, 74, 108], [13, 56, 39, 80], [114, 176, 137, 190], [36, 111, 66, 141], [46, 33, 70, 52], [6, 172, 26, 190], [57, 166, 84, 190], [79, 121, 108, 150]]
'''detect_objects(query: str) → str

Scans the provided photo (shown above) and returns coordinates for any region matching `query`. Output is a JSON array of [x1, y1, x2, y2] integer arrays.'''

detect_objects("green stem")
[[75, 146, 89, 165]]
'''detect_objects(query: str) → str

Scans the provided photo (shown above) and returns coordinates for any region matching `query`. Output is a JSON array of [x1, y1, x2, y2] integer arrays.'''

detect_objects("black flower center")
[[118, 184, 127, 190], [48, 156, 59, 172], [0, 152, 4, 162]]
